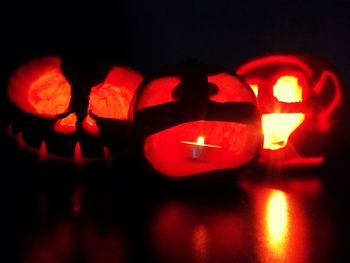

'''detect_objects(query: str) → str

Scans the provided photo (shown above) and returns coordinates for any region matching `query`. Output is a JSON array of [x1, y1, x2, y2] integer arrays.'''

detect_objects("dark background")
[[1, 0, 349, 79], [1, 0, 350, 262]]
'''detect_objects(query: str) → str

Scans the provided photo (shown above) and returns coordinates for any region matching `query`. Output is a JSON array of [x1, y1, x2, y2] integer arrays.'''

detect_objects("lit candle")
[[181, 136, 221, 160]]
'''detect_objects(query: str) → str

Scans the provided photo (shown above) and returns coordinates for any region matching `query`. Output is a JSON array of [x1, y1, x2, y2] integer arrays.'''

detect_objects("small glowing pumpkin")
[[132, 60, 261, 177], [236, 54, 344, 167]]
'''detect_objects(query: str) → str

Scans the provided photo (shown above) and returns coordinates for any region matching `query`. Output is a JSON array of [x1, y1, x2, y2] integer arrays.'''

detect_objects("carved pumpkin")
[[236, 54, 343, 167], [6, 56, 143, 166], [132, 60, 261, 177]]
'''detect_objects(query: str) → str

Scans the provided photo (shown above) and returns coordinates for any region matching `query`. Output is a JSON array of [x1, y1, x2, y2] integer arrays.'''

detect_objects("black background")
[[1, 0, 350, 262]]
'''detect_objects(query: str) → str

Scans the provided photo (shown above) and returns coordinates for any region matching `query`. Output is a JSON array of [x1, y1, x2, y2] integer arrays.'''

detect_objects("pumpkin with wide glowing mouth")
[[236, 54, 343, 167], [6, 56, 143, 166], [132, 60, 262, 177]]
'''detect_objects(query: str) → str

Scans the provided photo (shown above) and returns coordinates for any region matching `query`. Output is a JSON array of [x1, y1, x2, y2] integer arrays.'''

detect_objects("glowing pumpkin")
[[132, 60, 261, 177], [6, 56, 143, 166], [236, 54, 343, 167]]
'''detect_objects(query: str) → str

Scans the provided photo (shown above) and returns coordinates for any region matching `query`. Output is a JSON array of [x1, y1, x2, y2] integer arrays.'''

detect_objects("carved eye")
[[8, 56, 71, 117], [88, 67, 143, 120], [208, 73, 256, 103], [135, 76, 182, 111], [273, 75, 303, 103]]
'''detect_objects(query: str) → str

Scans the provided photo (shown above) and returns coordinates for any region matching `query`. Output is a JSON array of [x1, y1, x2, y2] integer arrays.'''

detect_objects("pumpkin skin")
[[236, 54, 343, 168], [132, 60, 261, 178], [6, 55, 143, 166]]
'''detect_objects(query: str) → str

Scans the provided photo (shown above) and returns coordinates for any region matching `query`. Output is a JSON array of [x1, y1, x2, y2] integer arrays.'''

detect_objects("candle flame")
[[197, 136, 205, 146], [181, 136, 221, 148]]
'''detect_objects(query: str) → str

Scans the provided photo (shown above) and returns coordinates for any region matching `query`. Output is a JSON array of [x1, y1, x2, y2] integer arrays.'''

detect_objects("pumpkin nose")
[[82, 114, 99, 136], [53, 113, 99, 136], [53, 113, 77, 133]]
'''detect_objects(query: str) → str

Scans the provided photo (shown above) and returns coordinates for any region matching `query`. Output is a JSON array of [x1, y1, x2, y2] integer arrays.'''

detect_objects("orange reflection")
[[254, 188, 308, 263], [151, 201, 249, 263], [266, 190, 288, 254], [25, 221, 74, 263], [193, 224, 208, 263]]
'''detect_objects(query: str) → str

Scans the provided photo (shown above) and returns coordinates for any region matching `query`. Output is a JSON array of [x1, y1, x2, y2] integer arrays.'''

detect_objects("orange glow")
[[236, 55, 313, 78], [250, 84, 259, 97], [53, 113, 77, 134], [273, 76, 302, 102], [8, 56, 71, 116], [82, 115, 99, 136], [208, 73, 257, 103], [262, 113, 305, 150], [89, 82, 133, 120], [266, 190, 288, 252], [282, 156, 325, 166], [136, 76, 182, 111], [145, 121, 260, 177], [89, 66, 143, 120], [236, 54, 344, 167], [29, 73, 71, 115]]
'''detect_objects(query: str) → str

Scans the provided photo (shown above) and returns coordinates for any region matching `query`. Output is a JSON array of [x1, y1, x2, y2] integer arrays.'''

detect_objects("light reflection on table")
[[11, 174, 340, 263]]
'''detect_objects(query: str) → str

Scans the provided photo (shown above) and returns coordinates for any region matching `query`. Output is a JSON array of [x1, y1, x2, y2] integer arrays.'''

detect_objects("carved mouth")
[[7, 125, 112, 166], [262, 113, 305, 150]]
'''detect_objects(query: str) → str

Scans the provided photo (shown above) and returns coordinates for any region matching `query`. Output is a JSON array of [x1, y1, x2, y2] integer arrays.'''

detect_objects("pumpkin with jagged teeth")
[[6, 55, 143, 166]]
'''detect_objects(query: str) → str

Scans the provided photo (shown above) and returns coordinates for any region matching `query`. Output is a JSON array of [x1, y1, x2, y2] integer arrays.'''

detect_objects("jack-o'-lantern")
[[236, 54, 343, 167], [6, 55, 143, 167], [132, 60, 261, 178]]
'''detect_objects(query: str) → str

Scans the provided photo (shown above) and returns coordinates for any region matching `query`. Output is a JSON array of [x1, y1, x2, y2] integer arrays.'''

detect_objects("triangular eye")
[[88, 67, 143, 120], [8, 56, 71, 117], [273, 75, 303, 103]]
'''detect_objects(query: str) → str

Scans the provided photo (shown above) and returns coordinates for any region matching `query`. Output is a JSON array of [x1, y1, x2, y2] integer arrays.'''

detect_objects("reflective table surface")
[[3, 156, 350, 263]]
